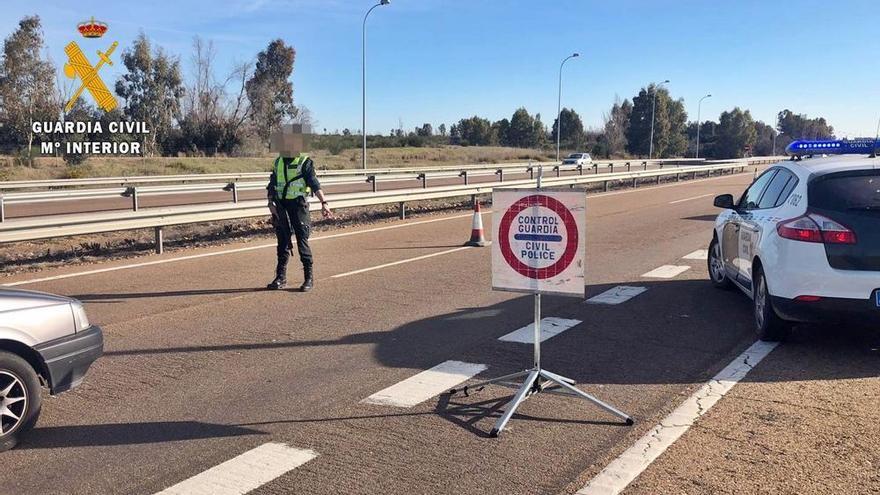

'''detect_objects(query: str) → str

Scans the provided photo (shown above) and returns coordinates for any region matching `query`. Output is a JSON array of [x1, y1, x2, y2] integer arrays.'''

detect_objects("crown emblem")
[[77, 17, 108, 38]]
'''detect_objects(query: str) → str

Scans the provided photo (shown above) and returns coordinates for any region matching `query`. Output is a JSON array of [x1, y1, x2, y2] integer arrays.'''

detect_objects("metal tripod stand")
[[449, 293, 634, 437]]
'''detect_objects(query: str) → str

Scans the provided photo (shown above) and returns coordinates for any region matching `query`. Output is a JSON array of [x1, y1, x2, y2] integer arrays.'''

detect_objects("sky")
[[4, 0, 879, 138]]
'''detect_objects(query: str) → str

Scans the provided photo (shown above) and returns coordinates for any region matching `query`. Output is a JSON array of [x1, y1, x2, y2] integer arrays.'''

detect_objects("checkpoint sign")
[[492, 189, 585, 296]]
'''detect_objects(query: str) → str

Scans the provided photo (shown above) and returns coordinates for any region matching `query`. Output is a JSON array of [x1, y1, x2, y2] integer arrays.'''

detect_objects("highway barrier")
[[0, 159, 782, 252], [0, 156, 786, 222]]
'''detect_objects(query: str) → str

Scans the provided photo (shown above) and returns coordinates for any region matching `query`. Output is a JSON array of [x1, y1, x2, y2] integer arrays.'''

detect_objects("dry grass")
[[0, 146, 554, 182]]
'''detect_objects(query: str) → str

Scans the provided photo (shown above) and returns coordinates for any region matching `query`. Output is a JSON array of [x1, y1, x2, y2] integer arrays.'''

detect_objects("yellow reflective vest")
[[273, 154, 311, 200]]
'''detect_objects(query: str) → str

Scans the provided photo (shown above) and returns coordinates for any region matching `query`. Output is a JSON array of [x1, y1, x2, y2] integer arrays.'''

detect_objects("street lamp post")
[[362, 0, 390, 170], [772, 130, 783, 156], [695, 93, 711, 158], [649, 79, 669, 160], [556, 53, 579, 161]]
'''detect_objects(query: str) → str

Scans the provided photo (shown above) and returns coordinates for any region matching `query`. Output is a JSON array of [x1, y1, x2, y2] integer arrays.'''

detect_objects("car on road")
[[0, 288, 103, 451], [561, 153, 592, 166], [708, 156, 880, 340]]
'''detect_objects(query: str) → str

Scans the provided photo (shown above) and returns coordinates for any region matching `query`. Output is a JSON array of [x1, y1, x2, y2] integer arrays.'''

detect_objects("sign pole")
[[534, 165, 543, 371]]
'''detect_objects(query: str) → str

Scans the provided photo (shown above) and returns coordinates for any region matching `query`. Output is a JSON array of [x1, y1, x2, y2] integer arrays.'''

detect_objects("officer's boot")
[[267, 262, 287, 290], [300, 265, 314, 292]]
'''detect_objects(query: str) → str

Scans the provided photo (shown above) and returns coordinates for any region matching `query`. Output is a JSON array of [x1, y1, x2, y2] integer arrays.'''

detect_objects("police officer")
[[266, 151, 332, 291]]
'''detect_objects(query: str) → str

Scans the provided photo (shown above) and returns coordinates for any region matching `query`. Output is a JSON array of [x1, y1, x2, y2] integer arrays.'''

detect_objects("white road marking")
[[155, 442, 317, 495], [2, 212, 483, 287], [362, 360, 487, 408], [586, 286, 648, 305], [668, 193, 714, 205], [497, 317, 582, 343], [330, 246, 471, 279], [576, 340, 778, 495], [682, 249, 709, 260], [641, 265, 691, 279]]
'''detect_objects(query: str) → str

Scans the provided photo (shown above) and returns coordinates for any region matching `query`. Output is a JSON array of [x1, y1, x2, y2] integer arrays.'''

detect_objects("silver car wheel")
[[709, 242, 725, 282], [755, 275, 767, 329], [0, 370, 27, 436]]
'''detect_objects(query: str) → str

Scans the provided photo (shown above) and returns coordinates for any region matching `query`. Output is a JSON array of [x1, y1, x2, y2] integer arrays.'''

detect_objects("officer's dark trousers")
[[273, 197, 312, 277]]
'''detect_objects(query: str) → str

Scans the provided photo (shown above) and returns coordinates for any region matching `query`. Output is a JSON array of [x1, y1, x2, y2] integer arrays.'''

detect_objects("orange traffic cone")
[[464, 201, 490, 247]]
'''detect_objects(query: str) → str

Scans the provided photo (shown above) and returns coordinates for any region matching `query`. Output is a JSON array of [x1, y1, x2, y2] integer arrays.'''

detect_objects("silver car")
[[0, 288, 103, 451]]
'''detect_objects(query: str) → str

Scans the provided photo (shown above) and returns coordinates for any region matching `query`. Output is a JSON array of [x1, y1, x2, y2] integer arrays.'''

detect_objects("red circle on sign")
[[499, 194, 579, 279]]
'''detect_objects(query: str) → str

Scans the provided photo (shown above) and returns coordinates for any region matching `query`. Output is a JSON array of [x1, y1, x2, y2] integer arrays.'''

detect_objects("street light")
[[649, 79, 669, 160], [695, 93, 711, 158], [772, 130, 784, 156], [362, 0, 390, 170], [556, 52, 579, 161]]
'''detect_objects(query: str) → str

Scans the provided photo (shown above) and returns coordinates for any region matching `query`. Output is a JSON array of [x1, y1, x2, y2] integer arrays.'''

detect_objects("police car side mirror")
[[713, 194, 735, 209]]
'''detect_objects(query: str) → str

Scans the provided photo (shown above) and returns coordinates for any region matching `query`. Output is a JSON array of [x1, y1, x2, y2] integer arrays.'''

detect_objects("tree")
[[438, 123, 447, 137], [714, 107, 757, 158], [115, 33, 185, 156], [246, 39, 295, 146], [777, 109, 834, 140], [453, 116, 493, 146], [625, 84, 687, 158], [550, 108, 586, 151], [507, 107, 543, 148], [416, 123, 433, 137], [601, 97, 631, 157], [753, 120, 776, 156], [492, 118, 510, 146], [0, 16, 57, 159]]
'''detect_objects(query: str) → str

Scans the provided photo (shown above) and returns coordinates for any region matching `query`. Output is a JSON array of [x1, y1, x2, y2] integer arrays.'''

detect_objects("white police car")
[[708, 156, 880, 340]]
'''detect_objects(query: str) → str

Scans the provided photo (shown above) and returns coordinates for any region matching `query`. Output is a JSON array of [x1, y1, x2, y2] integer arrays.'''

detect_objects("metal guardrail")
[[0, 161, 769, 252], [0, 157, 785, 222]]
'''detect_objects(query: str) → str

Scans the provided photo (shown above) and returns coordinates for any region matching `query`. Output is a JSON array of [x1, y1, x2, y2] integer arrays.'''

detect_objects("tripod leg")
[[540, 370, 633, 425], [490, 370, 540, 437]]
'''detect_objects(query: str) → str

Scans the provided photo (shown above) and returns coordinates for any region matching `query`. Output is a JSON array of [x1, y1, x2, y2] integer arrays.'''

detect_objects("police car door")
[[731, 170, 778, 288]]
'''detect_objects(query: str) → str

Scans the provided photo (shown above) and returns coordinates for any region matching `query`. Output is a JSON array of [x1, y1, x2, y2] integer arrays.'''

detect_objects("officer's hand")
[[321, 202, 333, 218], [268, 202, 277, 217]]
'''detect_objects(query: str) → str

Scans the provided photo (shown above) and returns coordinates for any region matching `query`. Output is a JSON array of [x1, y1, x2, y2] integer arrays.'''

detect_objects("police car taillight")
[[777, 213, 857, 245]]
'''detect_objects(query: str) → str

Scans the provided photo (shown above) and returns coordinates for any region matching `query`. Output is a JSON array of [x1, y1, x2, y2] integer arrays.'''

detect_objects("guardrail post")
[[366, 175, 377, 192], [229, 182, 239, 203], [692, 171, 697, 180], [459, 170, 468, 185], [593, 164, 598, 174], [527, 166, 534, 179], [675, 172, 680, 182], [626, 162, 631, 172], [553, 165, 561, 177], [603, 180, 609, 192], [154, 226, 164, 254], [643, 161, 648, 171], [0, 195, 4, 223], [417, 173, 427, 189], [129, 187, 139, 211], [399, 202, 406, 220], [632, 177, 637, 188], [609, 163, 614, 173], [576, 164, 583, 175], [656, 175, 661, 185], [471, 194, 477, 208], [496, 169, 503, 182]]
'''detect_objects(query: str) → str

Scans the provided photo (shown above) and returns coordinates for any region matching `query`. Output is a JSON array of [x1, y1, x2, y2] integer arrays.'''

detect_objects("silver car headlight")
[[71, 301, 91, 331]]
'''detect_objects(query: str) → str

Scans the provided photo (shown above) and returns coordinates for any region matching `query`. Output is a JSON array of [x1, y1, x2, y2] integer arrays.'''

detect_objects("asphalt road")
[[2, 163, 663, 219], [2, 171, 876, 494]]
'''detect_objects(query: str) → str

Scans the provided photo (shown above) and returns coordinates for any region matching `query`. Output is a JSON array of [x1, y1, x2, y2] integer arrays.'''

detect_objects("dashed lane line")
[[330, 246, 471, 279], [586, 286, 648, 305], [641, 265, 691, 279], [362, 360, 487, 408], [576, 340, 779, 495], [497, 317, 583, 343], [668, 193, 715, 205], [154, 442, 317, 495], [682, 249, 709, 260]]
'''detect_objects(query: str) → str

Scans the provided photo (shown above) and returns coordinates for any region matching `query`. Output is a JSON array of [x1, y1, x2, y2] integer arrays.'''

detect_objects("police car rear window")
[[810, 171, 880, 212]]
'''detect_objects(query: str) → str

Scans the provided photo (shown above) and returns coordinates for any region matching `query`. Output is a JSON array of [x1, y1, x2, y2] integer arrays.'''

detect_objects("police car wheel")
[[707, 238, 732, 289], [753, 267, 790, 342], [0, 351, 42, 452]]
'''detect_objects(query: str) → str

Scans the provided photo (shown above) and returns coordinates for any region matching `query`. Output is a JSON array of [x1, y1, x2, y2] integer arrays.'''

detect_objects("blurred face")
[[270, 124, 312, 157]]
